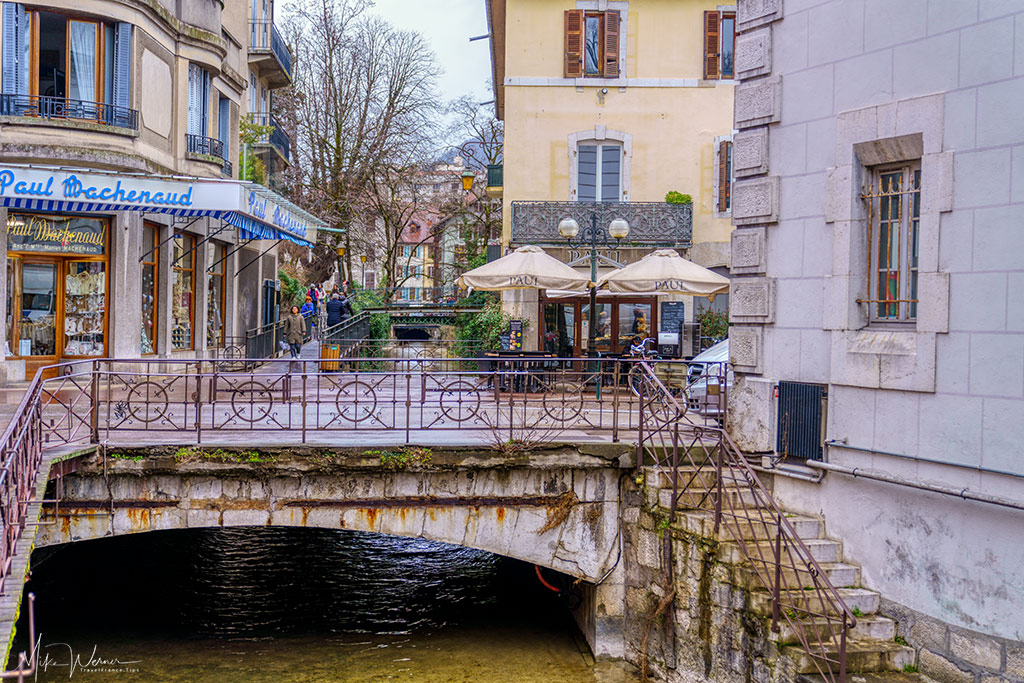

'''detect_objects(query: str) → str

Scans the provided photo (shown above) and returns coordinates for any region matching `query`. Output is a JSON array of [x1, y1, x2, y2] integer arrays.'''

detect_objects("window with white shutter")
[[577, 143, 622, 203]]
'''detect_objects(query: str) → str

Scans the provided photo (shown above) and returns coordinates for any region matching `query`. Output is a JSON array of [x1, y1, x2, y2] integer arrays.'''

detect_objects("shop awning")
[[0, 164, 324, 247]]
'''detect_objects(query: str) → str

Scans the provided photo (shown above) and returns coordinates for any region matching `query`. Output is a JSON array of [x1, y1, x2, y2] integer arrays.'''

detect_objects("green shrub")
[[665, 191, 693, 204], [695, 307, 729, 341], [278, 269, 306, 310]]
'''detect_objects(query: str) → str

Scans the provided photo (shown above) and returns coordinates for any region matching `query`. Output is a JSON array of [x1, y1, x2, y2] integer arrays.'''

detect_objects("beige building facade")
[[488, 0, 737, 355]]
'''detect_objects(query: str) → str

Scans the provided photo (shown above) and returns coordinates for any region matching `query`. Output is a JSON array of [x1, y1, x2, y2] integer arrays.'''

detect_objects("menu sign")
[[7, 214, 106, 255]]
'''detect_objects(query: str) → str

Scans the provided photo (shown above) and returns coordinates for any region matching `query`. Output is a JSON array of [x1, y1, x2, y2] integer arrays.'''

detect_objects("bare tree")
[[278, 0, 443, 283]]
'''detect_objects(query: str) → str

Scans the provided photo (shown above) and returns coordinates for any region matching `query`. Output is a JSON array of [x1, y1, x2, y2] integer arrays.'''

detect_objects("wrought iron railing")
[[187, 133, 226, 161], [250, 20, 293, 79], [0, 93, 138, 130], [635, 363, 855, 683], [511, 201, 693, 246], [222, 159, 233, 177], [251, 113, 291, 162]]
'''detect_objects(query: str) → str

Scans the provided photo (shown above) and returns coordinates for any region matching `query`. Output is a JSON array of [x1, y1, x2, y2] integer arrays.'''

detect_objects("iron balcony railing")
[[187, 133, 227, 162], [250, 20, 293, 80], [486, 164, 503, 188], [0, 93, 138, 130], [251, 112, 291, 162], [222, 159, 233, 177], [511, 201, 693, 247]]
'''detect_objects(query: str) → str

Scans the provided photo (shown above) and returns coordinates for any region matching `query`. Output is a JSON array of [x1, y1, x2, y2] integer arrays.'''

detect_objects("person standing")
[[283, 305, 306, 359]]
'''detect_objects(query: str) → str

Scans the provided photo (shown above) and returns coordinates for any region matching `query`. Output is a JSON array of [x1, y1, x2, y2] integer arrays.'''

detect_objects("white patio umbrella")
[[597, 249, 730, 299], [456, 245, 591, 292]]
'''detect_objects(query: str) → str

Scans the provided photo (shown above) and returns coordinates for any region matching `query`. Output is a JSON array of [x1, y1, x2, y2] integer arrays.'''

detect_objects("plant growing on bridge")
[[537, 490, 580, 534], [368, 447, 433, 471], [173, 447, 270, 464]]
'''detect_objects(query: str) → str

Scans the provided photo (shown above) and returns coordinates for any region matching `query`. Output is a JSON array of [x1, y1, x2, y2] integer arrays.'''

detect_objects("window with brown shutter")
[[563, 9, 621, 78], [704, 11, 736, 80], [564, 10, 584, 78], [604, 10, 620, 78], [717, 140, 733, 212]]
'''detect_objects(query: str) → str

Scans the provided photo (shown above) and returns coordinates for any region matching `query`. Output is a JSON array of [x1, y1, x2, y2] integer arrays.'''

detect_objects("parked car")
[[686, 339, 731, 419]]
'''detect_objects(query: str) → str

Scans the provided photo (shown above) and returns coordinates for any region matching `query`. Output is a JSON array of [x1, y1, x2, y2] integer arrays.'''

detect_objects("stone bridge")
[[37, 442, 634, 658]]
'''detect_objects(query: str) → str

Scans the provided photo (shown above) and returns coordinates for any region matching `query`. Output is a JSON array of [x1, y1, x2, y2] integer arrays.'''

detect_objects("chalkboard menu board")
[[508, 319, 524, 350], [660, 301, 685, 334]]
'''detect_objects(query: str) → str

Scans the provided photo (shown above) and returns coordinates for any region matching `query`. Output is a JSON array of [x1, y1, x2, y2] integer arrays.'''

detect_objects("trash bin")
[[320, 342, 341, 372]]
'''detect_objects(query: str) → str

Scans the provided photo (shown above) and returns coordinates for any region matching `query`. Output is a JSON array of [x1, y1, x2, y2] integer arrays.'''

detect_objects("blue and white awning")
[[0, 165, 322, 247]]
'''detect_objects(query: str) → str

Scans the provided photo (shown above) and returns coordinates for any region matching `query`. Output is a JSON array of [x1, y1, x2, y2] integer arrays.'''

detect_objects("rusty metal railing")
[[635, 361, 855, 683]]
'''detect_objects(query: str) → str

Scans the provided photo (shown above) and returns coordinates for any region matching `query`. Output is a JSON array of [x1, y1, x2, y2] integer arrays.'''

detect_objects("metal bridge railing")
[[634, 362, 855, 683]]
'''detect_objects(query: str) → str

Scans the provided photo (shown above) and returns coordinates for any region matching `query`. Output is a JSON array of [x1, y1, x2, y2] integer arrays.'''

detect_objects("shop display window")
[[172, 234, 195, 350], [617, 302, 651, 348], [542, 303, 575, 357], [207, 243, 226, 348], [63, 261, 106, 356], [141, 223, 159, 355]]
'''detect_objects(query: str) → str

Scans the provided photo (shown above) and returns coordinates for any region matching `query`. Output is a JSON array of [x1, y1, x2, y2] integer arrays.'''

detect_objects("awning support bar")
[[233, 239, 282, 278], [207, 237, 256, 273], [138, 216, 201, 263], [172, 221, 233, 266]]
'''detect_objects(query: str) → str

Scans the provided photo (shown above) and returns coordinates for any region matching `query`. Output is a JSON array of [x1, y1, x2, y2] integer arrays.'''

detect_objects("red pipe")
[[535, 564, 560, 593]]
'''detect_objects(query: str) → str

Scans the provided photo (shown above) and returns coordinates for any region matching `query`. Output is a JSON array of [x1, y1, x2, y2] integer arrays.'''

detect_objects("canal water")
[[9, 528, 637, 682]]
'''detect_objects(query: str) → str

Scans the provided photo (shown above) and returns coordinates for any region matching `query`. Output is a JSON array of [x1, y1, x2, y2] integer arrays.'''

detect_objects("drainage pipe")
[[802, 460, 1024, 512], [825, 440, 1024, 481]]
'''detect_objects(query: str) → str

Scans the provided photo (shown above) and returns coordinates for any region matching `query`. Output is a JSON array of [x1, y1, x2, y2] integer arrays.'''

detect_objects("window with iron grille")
[[860, 163, 921, 322]]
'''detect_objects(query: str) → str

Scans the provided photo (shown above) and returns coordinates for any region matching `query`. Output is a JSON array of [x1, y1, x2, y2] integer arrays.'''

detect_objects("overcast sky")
[[278, 0, 493, 105]]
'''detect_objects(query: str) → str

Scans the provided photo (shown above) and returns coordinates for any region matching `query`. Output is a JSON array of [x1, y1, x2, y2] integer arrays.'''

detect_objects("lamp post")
[[336, 246, 346, 288], [360, 254, 367, 289], [558, 214, 630, 355]]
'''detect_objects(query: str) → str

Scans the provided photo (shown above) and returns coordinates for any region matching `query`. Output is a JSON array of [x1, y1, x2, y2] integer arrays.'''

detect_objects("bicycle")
[[626, 337, 659, 397]]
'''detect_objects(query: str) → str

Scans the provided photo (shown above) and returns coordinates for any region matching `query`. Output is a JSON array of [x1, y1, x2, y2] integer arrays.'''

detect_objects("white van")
[[686, 339, 731, 418]]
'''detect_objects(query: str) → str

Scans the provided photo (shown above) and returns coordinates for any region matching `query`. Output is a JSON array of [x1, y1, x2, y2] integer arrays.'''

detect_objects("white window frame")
[[568, 126, 632, 202]]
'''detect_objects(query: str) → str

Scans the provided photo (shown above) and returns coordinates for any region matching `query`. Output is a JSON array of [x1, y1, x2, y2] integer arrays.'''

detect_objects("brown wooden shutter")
[[704, 11, 720, 80], [718, 141, 732, 212], [604, 10, 620, 78], [564, 10, 584, 78]]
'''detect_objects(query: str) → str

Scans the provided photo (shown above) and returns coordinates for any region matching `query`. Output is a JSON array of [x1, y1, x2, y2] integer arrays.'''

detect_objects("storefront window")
[[64, 261, 106, 356], [7, 213, 109, 359], [141, 223, 159, 355], [617, 302, 652, 348], [543, 303, 575, 357], [581, 302, 613, 353], [207, 243, 226, 348], [171, 234, 195, 350]]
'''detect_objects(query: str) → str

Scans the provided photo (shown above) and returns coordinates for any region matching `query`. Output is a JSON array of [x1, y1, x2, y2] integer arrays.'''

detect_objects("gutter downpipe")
[[802, 459, 1024, 512]]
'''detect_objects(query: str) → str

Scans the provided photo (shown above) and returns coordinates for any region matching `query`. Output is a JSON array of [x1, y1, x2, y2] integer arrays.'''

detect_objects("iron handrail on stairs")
[[635, 361, 856, 683]]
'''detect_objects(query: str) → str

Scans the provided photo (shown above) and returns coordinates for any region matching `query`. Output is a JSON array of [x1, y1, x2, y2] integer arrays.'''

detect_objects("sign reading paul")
[[8, 214, 106, 255]]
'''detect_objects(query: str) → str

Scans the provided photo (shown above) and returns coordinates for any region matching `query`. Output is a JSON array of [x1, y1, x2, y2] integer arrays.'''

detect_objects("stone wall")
[[884, 598, 1024, 683], [619, 480, 793, 683]]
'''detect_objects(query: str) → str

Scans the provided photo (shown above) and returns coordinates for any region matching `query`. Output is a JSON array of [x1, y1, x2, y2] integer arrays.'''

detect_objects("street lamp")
[[360, 254, 367, 289], [461, 169, 475, 192], [336, 246, 346, 288], [559, 214, 630, 355]]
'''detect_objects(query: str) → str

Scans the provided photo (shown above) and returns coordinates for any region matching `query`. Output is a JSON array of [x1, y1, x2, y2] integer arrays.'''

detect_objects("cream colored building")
[[487, 0, 736, 355], [0, 0, 313, 382]]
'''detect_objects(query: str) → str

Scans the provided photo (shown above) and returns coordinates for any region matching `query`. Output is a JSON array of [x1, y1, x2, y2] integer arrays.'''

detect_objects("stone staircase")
[[647, 465, 923, 679]]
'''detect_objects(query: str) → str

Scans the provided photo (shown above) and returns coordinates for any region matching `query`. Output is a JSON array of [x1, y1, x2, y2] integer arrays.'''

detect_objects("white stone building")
[[728, 0, 1024, 676]]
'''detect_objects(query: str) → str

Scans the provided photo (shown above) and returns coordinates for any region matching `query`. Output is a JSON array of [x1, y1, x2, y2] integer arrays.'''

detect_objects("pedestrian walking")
[[339, 294, 353, 322], [301, 296, 316, 339], [283, 305, 306, 359], [325, 293, 344, 328]]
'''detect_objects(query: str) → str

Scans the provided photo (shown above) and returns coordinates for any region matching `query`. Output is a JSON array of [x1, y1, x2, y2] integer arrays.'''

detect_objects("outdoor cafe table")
[[484, 351, 556, 393]]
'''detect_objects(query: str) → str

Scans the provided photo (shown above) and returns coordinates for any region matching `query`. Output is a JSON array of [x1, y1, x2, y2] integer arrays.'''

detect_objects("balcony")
[[0, 93, 138, 131], [485, 164, 503, 198], [249, 21, 292, 88], [510, 201, 693, 247], [186, 134, 229, 171], [251, 113, 291, 164]]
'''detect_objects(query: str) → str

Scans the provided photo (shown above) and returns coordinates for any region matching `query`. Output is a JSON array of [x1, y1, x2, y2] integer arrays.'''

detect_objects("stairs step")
[[652, 465, 749, 490], [749, 588, 880, 618], [772, 615, 897, 645], [720, 537, 843, 565], [784, 641, 915, 675], [661, 486, 761, 510], [738, 562, 861, 591], [683, 510, 823, 541]]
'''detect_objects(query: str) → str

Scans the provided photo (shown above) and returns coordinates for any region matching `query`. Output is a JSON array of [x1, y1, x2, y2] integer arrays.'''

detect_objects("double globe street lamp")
[[558, 214, 630, 356]]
